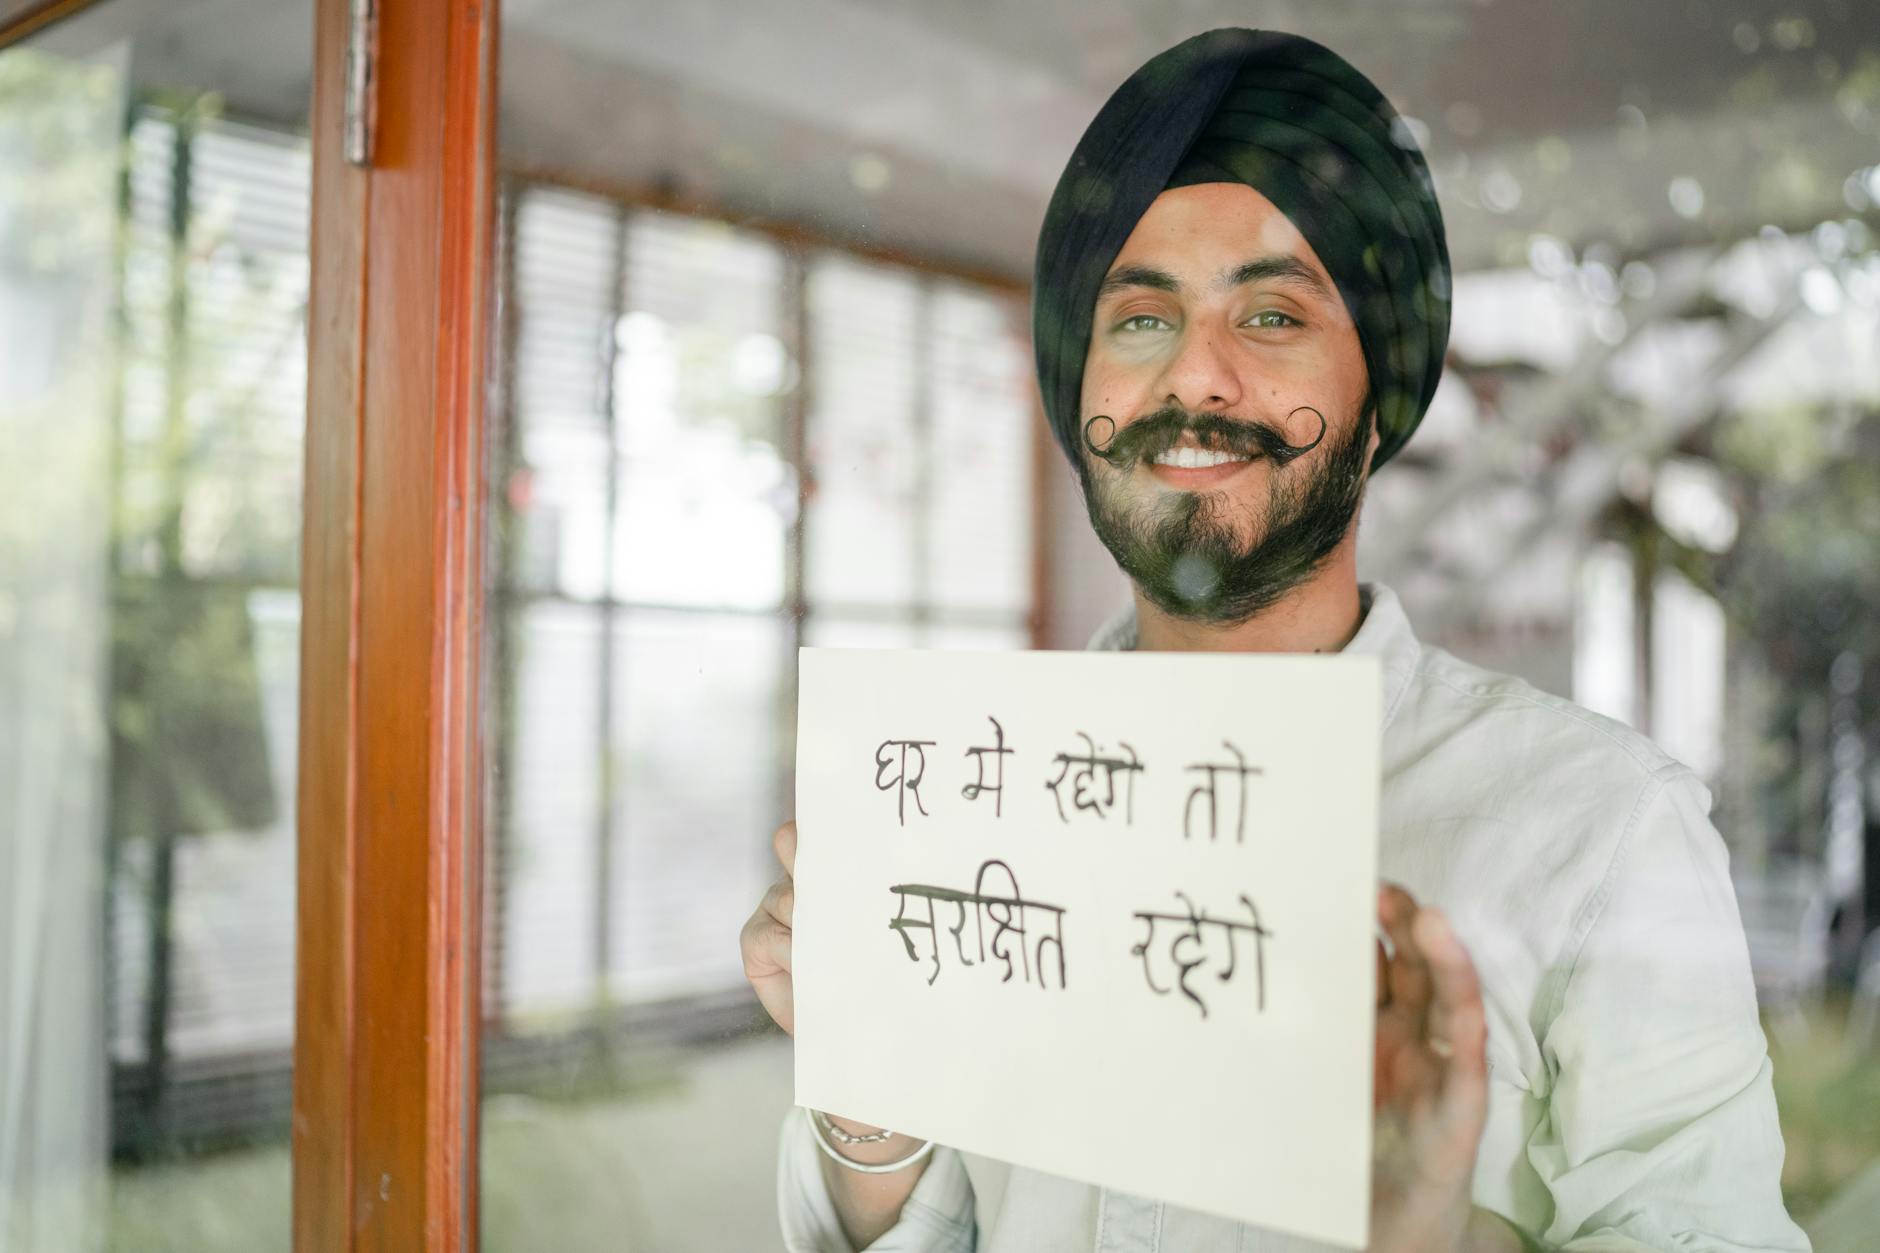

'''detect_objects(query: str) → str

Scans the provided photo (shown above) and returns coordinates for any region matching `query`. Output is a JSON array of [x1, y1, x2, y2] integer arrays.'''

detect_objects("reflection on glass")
[[928, 281, 1033, 615], [1, 10, 308, 1251], [490, 3, 1879, 1247], [803, 253, 920, 609], [484, 39, 1043, 1246], [800, 617, 919, 652], [495, 601, 603, 1024], [1, 42, 123, 1251], [507, 189, 789, 609], [614, 212, 788, 610], [608, 611, 784, 1003], [803, 618, 1026, 653], [509, 187, 617, 600]]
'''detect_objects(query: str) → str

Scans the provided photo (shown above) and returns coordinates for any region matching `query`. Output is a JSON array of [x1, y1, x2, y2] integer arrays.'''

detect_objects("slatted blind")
[[609, 211, 787, 1001], [497, 188, 617, 1024], [927, 279, 1034, 619], [108, 106, 309, 1103], [802, 254, 1033, 644], [500, 188, 792, 1024], [803, 253, 922, 612], [500, 193, 1045, 1026]]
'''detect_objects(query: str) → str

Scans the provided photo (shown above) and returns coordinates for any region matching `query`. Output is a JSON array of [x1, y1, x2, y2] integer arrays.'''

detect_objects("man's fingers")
[[1377, 884, 1431, 1017], [753, 969, 795, 1037], [1375, 938, 1390, 1009], [774, 820, 797, 878], [761, 876, 795, 929], [745, 823, 799, 1037], [1416, 909, 1491, 1159], [740, 907, 793, 978], [1416, 908, 1488, 1078], [1416, 908, 1481, 1022]]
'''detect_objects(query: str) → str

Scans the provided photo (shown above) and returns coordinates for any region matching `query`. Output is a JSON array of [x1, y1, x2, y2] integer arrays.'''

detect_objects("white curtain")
[[0, 42, 126, 1253]]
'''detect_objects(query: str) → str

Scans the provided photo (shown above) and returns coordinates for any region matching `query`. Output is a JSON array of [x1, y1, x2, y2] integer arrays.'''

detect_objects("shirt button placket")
[[1095, 1188, 1165, 1252]]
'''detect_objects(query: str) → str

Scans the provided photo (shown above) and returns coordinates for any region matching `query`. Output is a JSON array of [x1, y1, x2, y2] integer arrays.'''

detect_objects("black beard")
[[1081, 398, 1374, 626]]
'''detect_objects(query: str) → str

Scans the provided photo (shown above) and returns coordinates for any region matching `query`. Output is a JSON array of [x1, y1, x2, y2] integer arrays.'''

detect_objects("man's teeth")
[[1151, 446, 1248, 469]]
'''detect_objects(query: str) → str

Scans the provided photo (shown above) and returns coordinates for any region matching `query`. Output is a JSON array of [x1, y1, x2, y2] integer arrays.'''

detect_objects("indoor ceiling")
[[36, 0, 1880, 277]]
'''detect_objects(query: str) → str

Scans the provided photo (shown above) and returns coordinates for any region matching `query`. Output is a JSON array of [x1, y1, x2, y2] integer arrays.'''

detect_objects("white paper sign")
[[793, 646, 1380, 1249]]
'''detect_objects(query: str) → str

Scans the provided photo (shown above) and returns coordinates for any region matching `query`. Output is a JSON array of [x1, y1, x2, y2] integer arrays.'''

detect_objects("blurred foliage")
[[1768, 995, 1880, 1225], [113, 95, 307, 587], [108, 579, 276, 841], [1712, 406, 1880, 686], [0, 51, 119, 271], [104, 93, 293, 844], [1639, 398, 1880, 863]]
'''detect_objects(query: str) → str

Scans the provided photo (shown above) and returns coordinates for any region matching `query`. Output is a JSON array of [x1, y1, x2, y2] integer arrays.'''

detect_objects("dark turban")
[[1032, 28, 1450, 473]]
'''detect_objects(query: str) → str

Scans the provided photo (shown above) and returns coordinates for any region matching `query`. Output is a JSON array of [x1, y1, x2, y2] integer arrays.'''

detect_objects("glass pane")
[[1573, 540, 1636, 727], [927, 281, 1034, 615], [801, 615, 918, 651], [496, 600, 603, 1025], [506, 190, 791, 611], [607, 611, 785, 1002], [492, 10, 1054, 1242], [614, 212, 789, 610], [509, 187, 618, 601], [802, 252, 920, 609], [486, 6, 1880, 1246], [923, 620, 1029, 652], [1, 6, 309, 1249], [802, 616, 1025, 652]]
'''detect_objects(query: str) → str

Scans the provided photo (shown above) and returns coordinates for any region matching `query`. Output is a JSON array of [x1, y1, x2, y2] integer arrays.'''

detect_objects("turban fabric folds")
[[1031, 28, 1451, 472]]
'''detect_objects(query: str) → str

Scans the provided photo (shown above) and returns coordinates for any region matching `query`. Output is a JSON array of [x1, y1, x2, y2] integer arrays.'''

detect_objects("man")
[[741, 28, 1808, 1253]]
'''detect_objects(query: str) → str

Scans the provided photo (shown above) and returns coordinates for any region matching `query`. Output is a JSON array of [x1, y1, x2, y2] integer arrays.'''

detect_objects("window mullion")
[[594, 204, 630, 1023]]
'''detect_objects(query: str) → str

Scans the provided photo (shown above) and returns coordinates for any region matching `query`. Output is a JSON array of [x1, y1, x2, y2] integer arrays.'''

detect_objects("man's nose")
[[1154, 325, 1243, 414]]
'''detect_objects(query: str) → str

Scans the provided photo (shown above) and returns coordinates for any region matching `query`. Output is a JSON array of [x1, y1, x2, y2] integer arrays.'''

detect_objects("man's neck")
[[1131, 549, 1365, 655]]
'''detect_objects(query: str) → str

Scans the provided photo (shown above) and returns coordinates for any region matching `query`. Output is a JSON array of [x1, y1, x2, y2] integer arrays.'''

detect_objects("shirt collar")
[[1083, 581, 1422, 731]]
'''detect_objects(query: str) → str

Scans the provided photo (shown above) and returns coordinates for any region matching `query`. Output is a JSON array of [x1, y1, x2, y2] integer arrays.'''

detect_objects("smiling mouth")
[[1148, 445, 1254, 469]]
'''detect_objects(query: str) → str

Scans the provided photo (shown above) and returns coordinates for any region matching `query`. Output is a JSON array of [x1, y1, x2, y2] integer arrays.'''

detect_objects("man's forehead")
[[1106, 183, 1320, 277]]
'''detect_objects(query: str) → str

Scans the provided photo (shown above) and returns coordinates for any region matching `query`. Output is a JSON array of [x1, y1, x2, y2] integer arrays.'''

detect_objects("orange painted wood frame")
[[296, 0, 497, 1249], [0, 0, 100, 45]]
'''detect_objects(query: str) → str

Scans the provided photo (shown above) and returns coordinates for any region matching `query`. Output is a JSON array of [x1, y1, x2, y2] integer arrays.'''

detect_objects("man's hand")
[[1370, 885, 1515, 1253], [741, 820, 797, 1036], [741, 820, 931, 1247]]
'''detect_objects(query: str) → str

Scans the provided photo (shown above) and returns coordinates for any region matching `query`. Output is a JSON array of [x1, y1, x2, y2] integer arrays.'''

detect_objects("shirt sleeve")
[[1524, 767, 1811, 1251], [777, 1108, 978, 1253]]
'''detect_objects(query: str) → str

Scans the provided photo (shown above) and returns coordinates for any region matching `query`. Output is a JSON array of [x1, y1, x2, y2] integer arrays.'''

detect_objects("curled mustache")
[[1083, 406, 1326, 471]]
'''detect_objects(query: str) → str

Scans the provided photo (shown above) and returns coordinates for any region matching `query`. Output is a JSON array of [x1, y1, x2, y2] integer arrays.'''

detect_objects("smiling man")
[[744, 28, 1809, 1253], [1076, 183, 1378, 643]]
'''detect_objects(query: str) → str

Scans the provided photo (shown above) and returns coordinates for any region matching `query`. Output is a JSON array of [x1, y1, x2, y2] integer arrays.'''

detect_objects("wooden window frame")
[[293, 0, 497, 1248], [0, 0, 96, 44]]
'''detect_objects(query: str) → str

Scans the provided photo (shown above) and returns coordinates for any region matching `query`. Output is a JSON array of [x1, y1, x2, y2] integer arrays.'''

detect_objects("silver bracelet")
[[813, 1109, 894, 1144], [802, 1107, 936, 1175]]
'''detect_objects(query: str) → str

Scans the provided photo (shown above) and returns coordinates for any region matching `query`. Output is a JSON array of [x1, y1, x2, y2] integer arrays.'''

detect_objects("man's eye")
[[1246, 310, 1301, 329], [1115, 314, 1171, 332]]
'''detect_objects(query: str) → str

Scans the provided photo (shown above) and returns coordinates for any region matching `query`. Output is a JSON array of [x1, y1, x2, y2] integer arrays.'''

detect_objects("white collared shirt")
[[778, 582, 1809, 1252]]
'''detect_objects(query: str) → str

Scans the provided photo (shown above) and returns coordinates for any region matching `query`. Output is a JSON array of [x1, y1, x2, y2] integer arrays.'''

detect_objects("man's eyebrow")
[[1096, 255, 1335, 302], [1221, 255, 1334, 300], [1097, 264, 1181, 299]]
